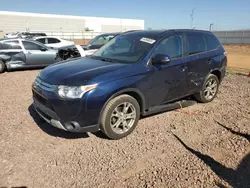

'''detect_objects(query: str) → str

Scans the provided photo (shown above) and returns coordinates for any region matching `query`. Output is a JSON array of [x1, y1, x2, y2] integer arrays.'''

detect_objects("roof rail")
[[122, 30, 141, 34]]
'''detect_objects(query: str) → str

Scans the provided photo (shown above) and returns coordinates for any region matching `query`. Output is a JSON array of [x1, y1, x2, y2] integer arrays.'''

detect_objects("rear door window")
[[187, 34, 206, 55], [36, 38, 46, 44], [47, 38, 61, 44], [204, 34, 220, 51]]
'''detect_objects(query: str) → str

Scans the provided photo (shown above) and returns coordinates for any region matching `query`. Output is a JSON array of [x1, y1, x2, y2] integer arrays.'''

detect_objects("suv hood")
[[39, 57, 127, 85]]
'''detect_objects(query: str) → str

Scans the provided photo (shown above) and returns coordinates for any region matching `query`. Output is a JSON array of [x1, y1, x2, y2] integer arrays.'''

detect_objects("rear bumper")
[[33, 98, 99, 133], [220, 65, 227, 81]]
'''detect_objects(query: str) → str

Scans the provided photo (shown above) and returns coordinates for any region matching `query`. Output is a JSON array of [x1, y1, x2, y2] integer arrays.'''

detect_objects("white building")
[[0, 11, 144, 38]]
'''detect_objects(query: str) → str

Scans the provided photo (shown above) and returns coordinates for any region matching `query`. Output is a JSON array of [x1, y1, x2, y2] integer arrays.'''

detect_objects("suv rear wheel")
[[100, 94, 140, 140], [194, 74, 219, 103], [0, 60, 6, 74]]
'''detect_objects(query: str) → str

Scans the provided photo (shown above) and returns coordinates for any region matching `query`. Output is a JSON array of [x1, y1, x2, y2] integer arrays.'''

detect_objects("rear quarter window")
[[187, 34, 206, 55], [0, 40, 22, 50], [204, 34, 220, 51]]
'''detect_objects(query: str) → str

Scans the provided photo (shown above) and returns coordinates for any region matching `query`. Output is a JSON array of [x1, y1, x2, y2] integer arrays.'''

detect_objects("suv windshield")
[[92, 34, 155, 63], [88, 34, 115, 46]]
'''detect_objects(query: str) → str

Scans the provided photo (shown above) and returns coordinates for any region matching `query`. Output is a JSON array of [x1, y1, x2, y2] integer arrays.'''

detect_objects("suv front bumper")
[[34, 100, 66, 131], [33, 97, 99, 133]]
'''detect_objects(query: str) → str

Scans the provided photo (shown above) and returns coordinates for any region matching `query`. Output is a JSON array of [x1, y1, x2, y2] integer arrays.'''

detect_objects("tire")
[[100, 94, 140, 140], [0, 60, 6, 74], [194, 74, 220, 103]]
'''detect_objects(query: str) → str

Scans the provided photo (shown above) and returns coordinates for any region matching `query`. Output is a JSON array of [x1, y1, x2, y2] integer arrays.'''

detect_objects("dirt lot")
[[224, 45, 250, 70], [0, 69, 249, 188]]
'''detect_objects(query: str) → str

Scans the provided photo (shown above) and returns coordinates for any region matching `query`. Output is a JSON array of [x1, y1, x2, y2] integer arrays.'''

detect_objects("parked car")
[[57, 44, 86, 60], [0, 38, 60, 73], [4, 31, 21, 38], [33, 36, 74, 49], [32, 29, 227, 139], [81, 32, 120, 56], [4, 31, 46, 39]]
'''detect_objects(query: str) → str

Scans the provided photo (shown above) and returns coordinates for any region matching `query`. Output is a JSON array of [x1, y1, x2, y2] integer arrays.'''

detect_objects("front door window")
[[153, 35, 183, 59]]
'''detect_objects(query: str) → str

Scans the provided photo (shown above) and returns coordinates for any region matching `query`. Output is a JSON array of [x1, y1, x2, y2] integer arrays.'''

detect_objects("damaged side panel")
[[58, 45, 82, 60], [0, 39, 61, 72], [0, 51, 26, 69], [0, 40, 27, 70]]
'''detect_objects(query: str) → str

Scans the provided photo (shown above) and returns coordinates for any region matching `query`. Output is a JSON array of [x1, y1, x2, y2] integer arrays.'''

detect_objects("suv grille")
[[33, 91, 47, 105], [33, 77, 56, 110], [34, 77, 56, 92]]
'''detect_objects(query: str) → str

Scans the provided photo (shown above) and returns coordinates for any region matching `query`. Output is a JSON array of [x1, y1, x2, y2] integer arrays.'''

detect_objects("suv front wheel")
[[194, 74, 220, 103], [100, 94, 140, 140]]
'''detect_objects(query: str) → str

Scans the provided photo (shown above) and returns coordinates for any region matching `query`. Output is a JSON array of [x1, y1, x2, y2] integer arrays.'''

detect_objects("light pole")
[[190, 9, 195, 29], [209, 23, 214, 31]]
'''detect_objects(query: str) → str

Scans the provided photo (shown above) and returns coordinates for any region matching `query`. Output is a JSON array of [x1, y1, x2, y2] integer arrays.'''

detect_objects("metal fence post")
[[84, 32, 86, 44], [242, 30, 245, 44], [225, 31, 228, 45]]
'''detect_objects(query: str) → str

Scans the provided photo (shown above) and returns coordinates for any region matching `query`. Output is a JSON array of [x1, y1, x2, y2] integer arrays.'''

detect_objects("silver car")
[[0, 38, 60, 73]]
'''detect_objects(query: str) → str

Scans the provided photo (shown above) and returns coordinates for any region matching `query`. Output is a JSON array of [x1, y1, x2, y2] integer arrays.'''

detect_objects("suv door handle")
[[208, 59, 213, 64]]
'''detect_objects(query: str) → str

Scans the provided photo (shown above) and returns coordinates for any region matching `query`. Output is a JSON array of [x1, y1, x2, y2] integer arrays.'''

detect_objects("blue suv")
[[32, 29, 227, 139]]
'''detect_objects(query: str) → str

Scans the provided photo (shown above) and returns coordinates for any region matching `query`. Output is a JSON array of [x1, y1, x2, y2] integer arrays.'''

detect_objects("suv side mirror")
[[152, 54, 171, 64], [40, 47, 47, 51]]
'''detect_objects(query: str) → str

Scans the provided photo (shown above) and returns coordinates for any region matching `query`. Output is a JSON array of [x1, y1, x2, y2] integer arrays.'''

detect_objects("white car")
[[33, 36, 74, 49], [4, 32, 21, 38], [4, 31, 47, 39]]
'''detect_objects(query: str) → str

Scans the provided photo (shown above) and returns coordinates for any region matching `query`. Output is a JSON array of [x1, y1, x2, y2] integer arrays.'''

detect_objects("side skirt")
[[142, 100, 197, 116]]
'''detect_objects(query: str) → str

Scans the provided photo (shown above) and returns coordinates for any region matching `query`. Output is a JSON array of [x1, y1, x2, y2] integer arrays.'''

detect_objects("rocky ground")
[[0, 70, 249, 188]]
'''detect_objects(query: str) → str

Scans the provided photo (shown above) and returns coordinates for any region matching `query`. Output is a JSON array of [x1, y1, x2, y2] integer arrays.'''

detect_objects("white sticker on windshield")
[[140, 37, 156, 44]]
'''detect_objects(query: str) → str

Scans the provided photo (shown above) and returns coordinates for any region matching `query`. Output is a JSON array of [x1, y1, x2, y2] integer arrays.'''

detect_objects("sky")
[[1, 0, 250, 31]]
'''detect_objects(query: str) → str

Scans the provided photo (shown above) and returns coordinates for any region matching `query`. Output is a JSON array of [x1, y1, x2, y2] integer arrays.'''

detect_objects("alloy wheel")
[[110, 102, 136, 134], [204, 78, 218, 100]]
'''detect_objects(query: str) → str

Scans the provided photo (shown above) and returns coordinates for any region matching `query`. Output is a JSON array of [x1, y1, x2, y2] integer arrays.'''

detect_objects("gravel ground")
[[0, 70, 249, 188]]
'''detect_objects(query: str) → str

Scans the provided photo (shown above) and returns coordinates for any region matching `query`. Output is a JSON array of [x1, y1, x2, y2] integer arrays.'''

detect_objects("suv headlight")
[[57, 84, 98, 99]]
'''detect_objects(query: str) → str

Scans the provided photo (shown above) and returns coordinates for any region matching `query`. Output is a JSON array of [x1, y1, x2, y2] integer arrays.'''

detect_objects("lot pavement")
[[0, 70, 249, 188]]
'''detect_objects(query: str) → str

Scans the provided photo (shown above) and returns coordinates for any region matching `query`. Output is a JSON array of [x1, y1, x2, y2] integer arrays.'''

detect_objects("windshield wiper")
[[100, 58, 115, 62], [90, 56, 117, 63]]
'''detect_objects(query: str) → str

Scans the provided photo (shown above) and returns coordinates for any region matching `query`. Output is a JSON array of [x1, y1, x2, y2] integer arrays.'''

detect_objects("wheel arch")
[[99, 88, 146, 119], [210, 69, 222, 82], [108, 88, 146, 113]]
